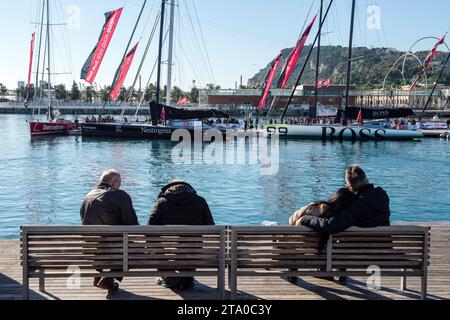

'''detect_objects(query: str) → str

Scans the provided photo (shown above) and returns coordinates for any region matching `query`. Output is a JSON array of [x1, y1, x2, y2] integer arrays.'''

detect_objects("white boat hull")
[[265, 125, 424, 141]]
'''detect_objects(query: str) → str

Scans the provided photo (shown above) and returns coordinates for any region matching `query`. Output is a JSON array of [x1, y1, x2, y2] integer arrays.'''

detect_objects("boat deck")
[[1, 222, 449, 300]]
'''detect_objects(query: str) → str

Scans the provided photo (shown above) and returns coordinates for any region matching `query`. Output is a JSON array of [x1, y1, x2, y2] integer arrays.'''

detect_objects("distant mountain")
[[247, 45, 450, 89]]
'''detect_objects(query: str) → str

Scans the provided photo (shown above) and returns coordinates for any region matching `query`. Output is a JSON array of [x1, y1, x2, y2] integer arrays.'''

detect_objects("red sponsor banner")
[[258, 51, 283, 109], [109, 42, 139, 100], [81, 8, 123, 84], [27, 32, 35, 89], [409, 34, 446, 92], [277, 15, 317, 89]]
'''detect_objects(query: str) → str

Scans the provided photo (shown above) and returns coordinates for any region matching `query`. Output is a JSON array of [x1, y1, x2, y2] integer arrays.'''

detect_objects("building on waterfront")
[[199, 85, 356, 112], [199, 84, 450, 113]]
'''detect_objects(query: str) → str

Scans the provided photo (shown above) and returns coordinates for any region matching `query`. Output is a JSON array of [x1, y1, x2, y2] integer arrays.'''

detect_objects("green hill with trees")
[[248, 45, 450, 89]]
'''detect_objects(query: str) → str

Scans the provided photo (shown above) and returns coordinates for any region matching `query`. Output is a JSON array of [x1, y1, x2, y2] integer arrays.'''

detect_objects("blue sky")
[[1, 0, 450, 90]]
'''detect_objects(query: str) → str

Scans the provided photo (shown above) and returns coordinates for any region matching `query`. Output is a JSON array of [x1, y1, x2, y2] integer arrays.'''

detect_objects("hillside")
[[247, 45, 450, 89]]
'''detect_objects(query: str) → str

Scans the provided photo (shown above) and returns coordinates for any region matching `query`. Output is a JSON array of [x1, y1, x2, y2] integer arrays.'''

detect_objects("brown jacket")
[[80, 183, 139, 225]]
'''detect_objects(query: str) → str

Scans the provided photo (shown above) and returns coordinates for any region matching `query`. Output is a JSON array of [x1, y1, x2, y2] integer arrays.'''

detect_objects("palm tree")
[[100, 86, 111, 103], [144, 84, 156, 102], [0, 83, 7, 97], [85, 86, 94, 103]]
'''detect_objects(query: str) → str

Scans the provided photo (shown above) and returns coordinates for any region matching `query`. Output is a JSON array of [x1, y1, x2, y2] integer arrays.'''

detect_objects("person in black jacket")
[[299, 165, 391, 234], [148, 180, 214, 226], [80, 169, 139, 292], [148, 180, 214, 289]]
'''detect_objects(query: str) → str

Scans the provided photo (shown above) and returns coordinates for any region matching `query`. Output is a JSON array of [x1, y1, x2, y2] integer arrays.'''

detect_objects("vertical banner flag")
[[27, 32, 36, 89], [324, 78, 331, 88], [81, 8, 124, 84], [258, 51, 283, 109], [316, 79, 323, 88], [409, 34, 446, 92], [277, 15, 317, 89], [161, 106, 166, 122], [109, 42, 139, 100], [357, 108, 364, 125]]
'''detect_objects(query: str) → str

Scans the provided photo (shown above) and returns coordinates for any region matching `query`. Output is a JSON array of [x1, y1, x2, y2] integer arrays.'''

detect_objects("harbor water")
[[0, 114, 449, 238]]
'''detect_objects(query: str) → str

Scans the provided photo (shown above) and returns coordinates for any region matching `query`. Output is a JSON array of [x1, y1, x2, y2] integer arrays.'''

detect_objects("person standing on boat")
[[148, 180, 214, 290], [80, 169, 138, 292], [298, 165, 390, 234]]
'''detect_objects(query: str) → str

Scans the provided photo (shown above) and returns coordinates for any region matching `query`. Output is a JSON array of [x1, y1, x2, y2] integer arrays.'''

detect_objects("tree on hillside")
[[70, 81, 81, 101]]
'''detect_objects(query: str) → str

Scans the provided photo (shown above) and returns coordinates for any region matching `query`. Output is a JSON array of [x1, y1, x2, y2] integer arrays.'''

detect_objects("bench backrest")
[[229, 226, 326, 270], [21, 225, 430, 274], [230, 226, 430, 272], [21, 226, 226, 273]]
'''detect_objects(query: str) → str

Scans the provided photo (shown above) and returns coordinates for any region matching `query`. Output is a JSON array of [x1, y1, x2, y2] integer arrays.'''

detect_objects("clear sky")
[[1, 0, 450, 91]]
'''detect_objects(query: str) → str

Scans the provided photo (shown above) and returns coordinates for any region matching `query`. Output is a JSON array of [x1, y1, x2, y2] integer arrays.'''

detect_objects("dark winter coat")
[[301, 184, 390, 234], [80, 183, 138, 225], [148, 183, 214, 226]]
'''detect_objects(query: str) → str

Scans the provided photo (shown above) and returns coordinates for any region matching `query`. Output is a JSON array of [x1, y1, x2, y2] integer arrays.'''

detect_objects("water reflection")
[[0, 114, 449, 238]]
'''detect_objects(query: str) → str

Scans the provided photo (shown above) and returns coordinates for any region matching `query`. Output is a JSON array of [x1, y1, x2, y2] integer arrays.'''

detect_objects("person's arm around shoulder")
[[300, 201, 362, 234], [117, 190, 139, 225]]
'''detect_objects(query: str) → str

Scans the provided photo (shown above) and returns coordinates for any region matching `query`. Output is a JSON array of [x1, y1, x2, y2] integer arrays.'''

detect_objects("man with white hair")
[[80, 169, 138, 292], [299, 165, 390, 234]]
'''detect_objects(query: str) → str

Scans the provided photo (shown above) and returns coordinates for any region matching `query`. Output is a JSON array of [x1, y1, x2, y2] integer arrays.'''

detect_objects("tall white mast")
[[46, 0, 52, 119], [165, 0, 175, 106]]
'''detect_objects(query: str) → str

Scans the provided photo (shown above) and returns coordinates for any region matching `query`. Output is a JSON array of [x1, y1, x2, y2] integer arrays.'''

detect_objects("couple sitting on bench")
[[289, 165, 391, 233], [288, 165, 391, 283], [80, 169, 214, 292]]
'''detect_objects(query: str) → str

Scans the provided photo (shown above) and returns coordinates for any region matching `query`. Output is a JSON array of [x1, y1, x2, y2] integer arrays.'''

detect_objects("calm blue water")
[[0, 114, 449, 238]]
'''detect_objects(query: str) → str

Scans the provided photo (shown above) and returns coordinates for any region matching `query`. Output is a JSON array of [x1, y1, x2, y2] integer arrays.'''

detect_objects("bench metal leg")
[[218, 274, 225, 300], [230, 273, 237, 300], [227, 267, 231, 292], [421, 275, 427, 300], [22, 273, 29, 300], [400, 270, 406, 291], [39, 271, 45, 292]]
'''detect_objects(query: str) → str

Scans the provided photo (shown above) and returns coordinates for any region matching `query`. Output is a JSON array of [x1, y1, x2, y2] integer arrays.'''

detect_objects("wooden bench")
[[229, 226, 430, 300], [21, 226, 226, 300]]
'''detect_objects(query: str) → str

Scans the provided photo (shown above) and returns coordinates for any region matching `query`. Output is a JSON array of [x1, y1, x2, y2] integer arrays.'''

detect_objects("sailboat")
[[263, 0, 423, 141], [81, 0, 229, 139], [28, 0, 79, 136]]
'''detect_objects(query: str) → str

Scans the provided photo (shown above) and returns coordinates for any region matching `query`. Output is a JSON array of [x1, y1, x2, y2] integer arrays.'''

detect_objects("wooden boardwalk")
[[1, 222, 449, 300]]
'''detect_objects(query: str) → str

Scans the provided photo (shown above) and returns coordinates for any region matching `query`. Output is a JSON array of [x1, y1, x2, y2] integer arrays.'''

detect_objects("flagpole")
[[343, 0, 356, 125], [312, 0, 323, 119], [46, 0, 52, 120], [419, 51, 450, 120], [103, 0, 148, 109], [280, 0, 334, 123], [155, 0, 166, 106]]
